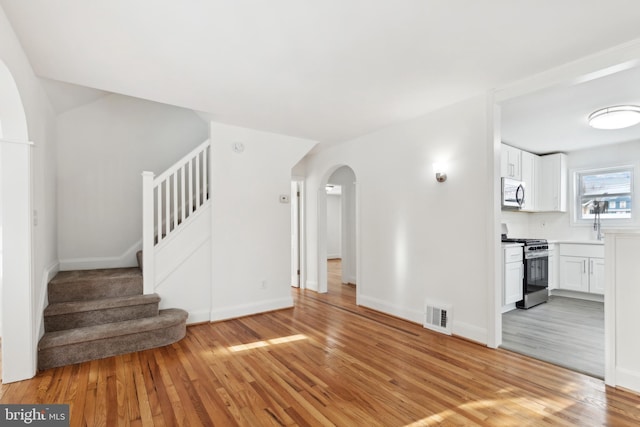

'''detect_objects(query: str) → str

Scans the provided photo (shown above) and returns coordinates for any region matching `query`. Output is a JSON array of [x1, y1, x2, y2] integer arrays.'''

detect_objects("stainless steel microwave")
[[502, 178, 525, 209]]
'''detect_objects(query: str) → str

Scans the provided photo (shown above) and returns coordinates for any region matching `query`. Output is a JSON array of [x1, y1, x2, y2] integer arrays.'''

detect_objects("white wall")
[[501, 210, 531, 238], [326, 193, 342, 259], [0, 63, 28, 140], [0, 4, 58, 382], [154, 204, 211, 324], [210, 122, 316, 321], [303, 94, 494, 344], [56, 94, 208, 269]]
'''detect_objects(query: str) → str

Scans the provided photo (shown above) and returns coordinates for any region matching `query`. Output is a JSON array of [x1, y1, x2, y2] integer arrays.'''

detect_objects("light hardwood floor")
[[502, 296, 604, 379], [1, 260, 639, 426]]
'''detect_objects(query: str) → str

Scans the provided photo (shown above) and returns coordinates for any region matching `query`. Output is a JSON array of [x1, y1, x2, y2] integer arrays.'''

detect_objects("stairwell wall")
[[56, 94, 208, 270], [210, 122, 316, 321]]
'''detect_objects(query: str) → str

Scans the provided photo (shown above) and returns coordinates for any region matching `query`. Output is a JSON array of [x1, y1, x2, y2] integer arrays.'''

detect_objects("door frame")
[[490, 47, 640, 386], [291, 178, 304, 287]]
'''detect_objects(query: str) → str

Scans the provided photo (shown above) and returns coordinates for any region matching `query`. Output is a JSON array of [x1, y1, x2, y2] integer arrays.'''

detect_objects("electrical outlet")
[[261, 280, 267, 289]]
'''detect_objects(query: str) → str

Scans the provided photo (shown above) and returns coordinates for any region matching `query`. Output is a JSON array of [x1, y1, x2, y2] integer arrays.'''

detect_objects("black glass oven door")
[[525, 255, 549, 293]]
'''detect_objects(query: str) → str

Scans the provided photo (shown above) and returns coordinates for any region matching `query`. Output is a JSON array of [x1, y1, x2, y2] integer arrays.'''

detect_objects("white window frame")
[[571, 165, 635, 227]]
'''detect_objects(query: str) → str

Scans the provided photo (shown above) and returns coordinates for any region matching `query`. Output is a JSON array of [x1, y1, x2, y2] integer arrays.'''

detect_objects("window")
[[576, 167, 633, 221]]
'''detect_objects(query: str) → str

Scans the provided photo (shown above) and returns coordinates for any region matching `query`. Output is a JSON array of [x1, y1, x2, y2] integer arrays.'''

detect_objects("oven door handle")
[[525, 252, 549, 259]]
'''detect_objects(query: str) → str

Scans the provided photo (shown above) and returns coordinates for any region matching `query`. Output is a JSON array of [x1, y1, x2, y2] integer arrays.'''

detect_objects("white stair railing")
[[142, 139, 211, 294]]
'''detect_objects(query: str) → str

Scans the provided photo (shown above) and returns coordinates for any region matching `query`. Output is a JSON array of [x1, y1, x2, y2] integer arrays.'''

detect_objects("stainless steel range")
[[502, 237, 549, 309]]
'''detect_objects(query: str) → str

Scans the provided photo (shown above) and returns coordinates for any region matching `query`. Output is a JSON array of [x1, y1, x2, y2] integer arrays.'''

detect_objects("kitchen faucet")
[[593, 200, 607, 241], [594, 215, 603, 240]]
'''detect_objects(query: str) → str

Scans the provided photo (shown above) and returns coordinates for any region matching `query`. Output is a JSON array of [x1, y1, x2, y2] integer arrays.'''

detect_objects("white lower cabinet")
[[558, 244, 604, 295], [504, 261, 523, 304], [503, 245, 523, 305], [590, 257, 605, 294], [559, 256, 589, 292]]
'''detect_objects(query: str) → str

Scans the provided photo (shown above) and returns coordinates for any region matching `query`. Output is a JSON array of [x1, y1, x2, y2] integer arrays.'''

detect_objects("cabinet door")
[[520, 151, 537, 210], [559, 256, 589, 292], [501, 144, 521, 179], [590, 257, 605, 294], [504, 262, 523, 305], [538, 153, 567, 212]]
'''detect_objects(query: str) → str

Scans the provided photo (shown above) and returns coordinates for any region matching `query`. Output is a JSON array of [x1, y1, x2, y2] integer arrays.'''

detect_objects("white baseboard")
[[305, 280, 318, 292], [615, 367, 640, 394], [549, 289, 604, 302], [59, 239, 142, 270], [186, 309, 211, 325], [210, 297, 294, 322], [358, 295, 424, 324], [452, 321, 487, 345], [358, 294, 487, 345]]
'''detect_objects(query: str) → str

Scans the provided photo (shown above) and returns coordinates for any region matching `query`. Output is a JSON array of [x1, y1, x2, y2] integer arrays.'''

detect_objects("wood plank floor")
[[502, 296, 604, 379], [1, 259, 640, 426]]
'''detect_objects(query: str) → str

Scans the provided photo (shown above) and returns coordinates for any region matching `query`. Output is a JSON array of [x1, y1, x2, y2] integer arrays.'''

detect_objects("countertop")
[[547, 240, 604, 245]]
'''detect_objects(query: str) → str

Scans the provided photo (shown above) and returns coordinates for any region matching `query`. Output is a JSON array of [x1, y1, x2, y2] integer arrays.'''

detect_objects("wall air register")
[[424, 300, 452, 335]]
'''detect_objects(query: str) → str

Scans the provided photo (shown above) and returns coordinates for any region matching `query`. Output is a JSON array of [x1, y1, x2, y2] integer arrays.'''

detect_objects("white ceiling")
[[501, 63, 640, 154], [4, 1, 640, 148]]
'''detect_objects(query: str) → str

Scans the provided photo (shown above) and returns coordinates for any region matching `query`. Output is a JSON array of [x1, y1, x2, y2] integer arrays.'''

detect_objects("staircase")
[[38, 266, 188, 370], [37, 140, 210, 370]]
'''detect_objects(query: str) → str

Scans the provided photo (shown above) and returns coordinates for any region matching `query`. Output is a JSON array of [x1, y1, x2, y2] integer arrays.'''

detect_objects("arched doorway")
[[316, 165, 358, 299], [0, 59, 35, 382]]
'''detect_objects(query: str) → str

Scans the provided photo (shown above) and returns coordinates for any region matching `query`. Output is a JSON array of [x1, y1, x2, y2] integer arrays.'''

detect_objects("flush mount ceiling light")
[[588, 105, 640, 130]]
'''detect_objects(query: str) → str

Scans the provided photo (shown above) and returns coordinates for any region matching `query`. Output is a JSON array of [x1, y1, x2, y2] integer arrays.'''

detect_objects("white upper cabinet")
[[520, 150, 538, 211], [537, 153, 567, 212], [500, 145, 567, 213], [501, 144, 521, 179]]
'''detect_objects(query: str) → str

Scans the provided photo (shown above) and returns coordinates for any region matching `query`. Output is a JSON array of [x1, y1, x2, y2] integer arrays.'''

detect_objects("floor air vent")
[[424, 301, 452, 335]]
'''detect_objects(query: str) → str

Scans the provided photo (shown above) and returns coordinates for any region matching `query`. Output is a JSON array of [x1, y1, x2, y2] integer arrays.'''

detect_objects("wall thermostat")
[[232, 142, 245, 153]]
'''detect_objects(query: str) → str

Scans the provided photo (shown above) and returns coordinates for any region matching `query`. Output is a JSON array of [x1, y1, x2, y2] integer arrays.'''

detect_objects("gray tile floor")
[[501, 296, 604, 379]]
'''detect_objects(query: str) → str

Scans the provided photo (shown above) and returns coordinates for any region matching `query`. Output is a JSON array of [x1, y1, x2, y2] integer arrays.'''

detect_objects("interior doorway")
[[324, 166, 357, 292]]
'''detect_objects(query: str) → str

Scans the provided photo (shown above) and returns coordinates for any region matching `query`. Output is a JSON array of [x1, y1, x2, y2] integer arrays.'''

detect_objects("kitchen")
[[497, 64, 640, 379]]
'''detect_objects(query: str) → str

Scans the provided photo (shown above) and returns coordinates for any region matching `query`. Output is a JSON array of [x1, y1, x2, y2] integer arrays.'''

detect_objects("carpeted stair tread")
[[48, 267, 142, 303], [38, 308, 188, 370], [39, 308, 188, 350], [40, 267, 188, 370], [51, 267, 142, 284], [44, 293, 160, 317]]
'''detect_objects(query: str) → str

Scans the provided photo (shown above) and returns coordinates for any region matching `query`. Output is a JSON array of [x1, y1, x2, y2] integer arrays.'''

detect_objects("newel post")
[[142, 171, 155, 295]]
